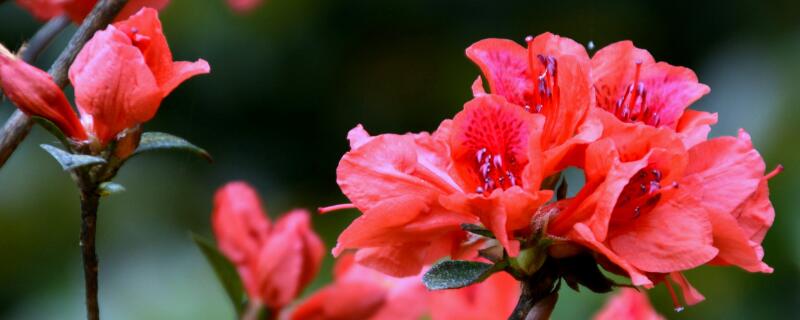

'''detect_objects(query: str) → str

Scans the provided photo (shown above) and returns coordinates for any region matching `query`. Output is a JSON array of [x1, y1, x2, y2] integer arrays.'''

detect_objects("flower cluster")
[[324, 32, 780, 312], [0, 8, 209, 150], [210, 181, 521, 320]]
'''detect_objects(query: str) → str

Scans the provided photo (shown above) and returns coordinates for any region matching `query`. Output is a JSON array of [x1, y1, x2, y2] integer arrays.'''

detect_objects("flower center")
[[473, 147, 520, 194], [611, 167, 670, 224], [602, 62, 662, 126], [522, 36, 560, 115]]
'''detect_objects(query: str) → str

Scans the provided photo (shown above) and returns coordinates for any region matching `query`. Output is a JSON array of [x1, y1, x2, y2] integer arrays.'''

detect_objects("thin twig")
[[0, 0, 129, 169], [21, 15, 71, 62]]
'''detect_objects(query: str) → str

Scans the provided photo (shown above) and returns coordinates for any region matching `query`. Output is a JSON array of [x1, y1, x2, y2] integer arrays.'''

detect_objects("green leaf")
[[98, 182, 126, 196], [191, 233, 246, 316], [422, 260, 499, 290], [133, 132, 212, 162], [461, 223, 495, 238], [31, 116, 71, 149], [40, 144, 105, 171]]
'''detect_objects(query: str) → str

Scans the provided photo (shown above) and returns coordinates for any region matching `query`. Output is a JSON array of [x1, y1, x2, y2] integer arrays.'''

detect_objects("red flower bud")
[[212, 182, 324, 310], [68, 8, 209, 145], [0, 46, 87, 140]]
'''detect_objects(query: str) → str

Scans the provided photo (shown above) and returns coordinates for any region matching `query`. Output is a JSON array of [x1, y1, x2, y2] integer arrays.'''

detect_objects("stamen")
[[318, 203, 357, 214], [765, 164, 783, 180], [663, 279, 685, 312]]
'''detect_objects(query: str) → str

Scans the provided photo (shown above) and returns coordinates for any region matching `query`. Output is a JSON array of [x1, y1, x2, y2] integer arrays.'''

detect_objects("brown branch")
[[0, 0, 129, 169], [78, 181, 101, 320]]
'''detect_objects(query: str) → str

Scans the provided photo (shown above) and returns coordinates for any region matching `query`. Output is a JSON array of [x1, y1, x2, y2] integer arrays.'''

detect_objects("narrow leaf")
[[31, 116, 70, 148], [133, 132, 212, 162], [423, 260, 497, 290], [191, 233, 246, 315], [461, 223, 495, 238], [98, 182, 126, 196], [40, 144, 105, 171]]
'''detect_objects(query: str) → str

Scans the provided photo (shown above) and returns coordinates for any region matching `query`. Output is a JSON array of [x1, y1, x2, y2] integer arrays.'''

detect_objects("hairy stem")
[[79, 182, 100, 320], [0, 0, 130, 168]]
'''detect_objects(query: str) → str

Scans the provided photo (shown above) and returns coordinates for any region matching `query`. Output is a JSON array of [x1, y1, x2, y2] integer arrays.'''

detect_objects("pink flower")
[[212, 182, 324, 310], [69, 8, 209, 145]]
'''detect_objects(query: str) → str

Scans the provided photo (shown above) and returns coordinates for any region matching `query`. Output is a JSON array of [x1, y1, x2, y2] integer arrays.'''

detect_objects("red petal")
[[608, 189, 718, 273], [683, 130, 771, 271], [69, 26, 161, 145], [675, 109, 717, 148], [592, 41, 710, 129], [465, 39, 530, 106], [0, 50, 87, 140], [449, 95, 545, 193], [211, 182, 271, 299]]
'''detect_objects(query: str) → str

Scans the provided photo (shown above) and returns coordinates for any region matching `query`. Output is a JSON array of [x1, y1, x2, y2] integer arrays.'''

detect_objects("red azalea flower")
[[591, 41, 715, 147], [594, 288, 664, 320], [289, 254, 428, 320], [69, 7, 209, 145], [212, 182, 324, 310], [549, 113, 778, 306], [429, 271, 519, 320], [0, 46, 88, 140], [15, 0, 170, 23], [325, 95, 551, 276], [466, 32, 601, 175]]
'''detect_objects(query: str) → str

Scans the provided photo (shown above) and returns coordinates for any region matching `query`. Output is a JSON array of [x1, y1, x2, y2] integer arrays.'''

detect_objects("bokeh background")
[[1, 0, 798, 319]]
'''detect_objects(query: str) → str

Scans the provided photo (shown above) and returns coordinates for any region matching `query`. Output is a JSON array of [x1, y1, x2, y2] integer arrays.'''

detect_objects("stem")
[[79, 182, 100, 320], [508, 264, 559, 320], [21, 15, 71, 62], [0, 0, 130, 168]]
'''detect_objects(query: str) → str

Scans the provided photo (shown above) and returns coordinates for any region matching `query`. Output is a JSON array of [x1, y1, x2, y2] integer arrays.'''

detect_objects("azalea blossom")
[[15, 0, 169, 23], [0, 8, 209, 147], [594, 289, 664, 320], [70, 7, 210, 145], [548, 111, 779, 307], [591, 41, 715, 147], [212, 181, 324, 311], [466, 32, 601, 175], [429, 271, 520, 320], [289, 254, 428, 320], [326, 94, 552, 276]]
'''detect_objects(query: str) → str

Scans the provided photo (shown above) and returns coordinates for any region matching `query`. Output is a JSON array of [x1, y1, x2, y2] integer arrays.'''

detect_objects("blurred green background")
[[0, 0, 798, 319]]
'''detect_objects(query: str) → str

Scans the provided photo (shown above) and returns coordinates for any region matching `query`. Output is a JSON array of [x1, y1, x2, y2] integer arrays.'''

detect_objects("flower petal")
[[0, 49, 87, 140], [608, 188, 718, 273], [69, 25, 161, 144]]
